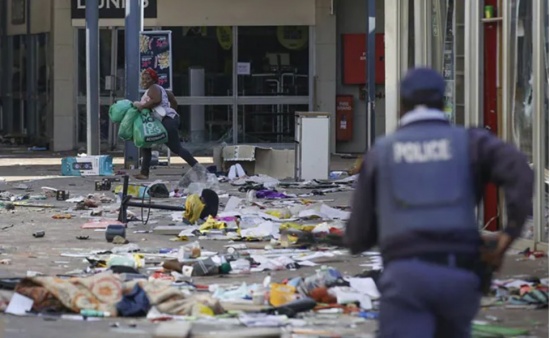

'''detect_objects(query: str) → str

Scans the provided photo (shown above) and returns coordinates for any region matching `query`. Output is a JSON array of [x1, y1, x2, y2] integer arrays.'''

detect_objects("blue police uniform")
[[345, 68, 534, 338]]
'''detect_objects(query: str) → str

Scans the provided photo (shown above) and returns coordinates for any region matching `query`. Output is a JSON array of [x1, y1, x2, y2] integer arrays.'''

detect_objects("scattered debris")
[[0, 161, 543, 338], [32, 231, 45, 238]]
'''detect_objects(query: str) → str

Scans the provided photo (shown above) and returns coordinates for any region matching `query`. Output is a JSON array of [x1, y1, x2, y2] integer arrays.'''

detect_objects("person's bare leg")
[[134, 148, 152, 180]]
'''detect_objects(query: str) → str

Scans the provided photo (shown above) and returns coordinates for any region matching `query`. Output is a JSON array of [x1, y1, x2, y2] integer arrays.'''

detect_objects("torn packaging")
[[184, 194, 205, 224], [183, 189, 219, 224]]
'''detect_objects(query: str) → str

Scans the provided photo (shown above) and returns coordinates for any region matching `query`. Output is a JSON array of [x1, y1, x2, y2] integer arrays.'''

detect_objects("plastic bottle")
[[263, 273, 272, 289], [80, 309, 111, 317]]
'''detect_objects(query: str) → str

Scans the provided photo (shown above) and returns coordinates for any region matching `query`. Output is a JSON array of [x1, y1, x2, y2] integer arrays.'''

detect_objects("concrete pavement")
[[0, 153, 546, 338]]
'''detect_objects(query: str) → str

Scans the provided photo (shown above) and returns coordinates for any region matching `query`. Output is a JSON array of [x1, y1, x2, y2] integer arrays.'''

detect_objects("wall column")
[[52, 0, 75, 151], [532, 0, 547, 247], [464, 0, 483, 127], [384, 0, 409, 133], [413, 0, 432, 66], [314, 0, 337, 153]]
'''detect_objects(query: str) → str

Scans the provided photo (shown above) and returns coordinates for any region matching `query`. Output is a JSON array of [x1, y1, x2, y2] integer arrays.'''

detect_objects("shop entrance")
[[75, 25, 313, 150], [0, 33, 50, 144]]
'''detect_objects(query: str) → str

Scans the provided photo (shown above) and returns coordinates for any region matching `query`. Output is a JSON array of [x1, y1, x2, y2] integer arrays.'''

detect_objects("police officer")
[[345, 68, 534, 338]]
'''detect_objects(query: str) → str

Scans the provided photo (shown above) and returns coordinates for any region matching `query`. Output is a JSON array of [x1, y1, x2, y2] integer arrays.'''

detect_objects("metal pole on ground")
[[124, 0, 143, 169], [366, 0, 376, 147], [85, 0, 100, 155]]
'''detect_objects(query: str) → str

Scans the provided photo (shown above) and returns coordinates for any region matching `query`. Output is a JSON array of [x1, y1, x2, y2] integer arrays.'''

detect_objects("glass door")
[[13, 35, 25, 134], [236, 26, 310, 145]]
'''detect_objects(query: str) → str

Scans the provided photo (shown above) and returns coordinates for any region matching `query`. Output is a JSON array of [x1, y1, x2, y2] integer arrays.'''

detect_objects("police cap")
[[400, 68, 445, 103]]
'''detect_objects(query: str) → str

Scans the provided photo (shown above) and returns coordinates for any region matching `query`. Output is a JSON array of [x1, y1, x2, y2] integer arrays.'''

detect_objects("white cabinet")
[[295, 112, 330, 180]]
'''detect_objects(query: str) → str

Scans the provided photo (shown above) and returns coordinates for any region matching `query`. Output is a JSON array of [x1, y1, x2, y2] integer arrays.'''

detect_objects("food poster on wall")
[[140, 31, 172, 91], [217, 27, 233, 50], [277, 26, 308, 50]]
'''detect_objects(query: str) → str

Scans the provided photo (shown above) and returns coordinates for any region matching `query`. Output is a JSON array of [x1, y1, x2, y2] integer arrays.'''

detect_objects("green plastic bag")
[[133, 110, 168, 148], [471, 323, 530, 337], [109, 99, 133, 123], [118, 107, 140, 141]]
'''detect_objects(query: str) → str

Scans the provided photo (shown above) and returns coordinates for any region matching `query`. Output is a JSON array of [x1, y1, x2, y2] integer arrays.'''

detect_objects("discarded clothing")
[[184, 194, 205, 224], [509, 288, 549, 307], [200, 189, 219, 219], [116, 284, 151, 317], [148, 183, 170, 198], [256, 190, 288, 199], [199, 216, 226, 232], [14, 272, 224, 317], [238, 183, 265, 192]]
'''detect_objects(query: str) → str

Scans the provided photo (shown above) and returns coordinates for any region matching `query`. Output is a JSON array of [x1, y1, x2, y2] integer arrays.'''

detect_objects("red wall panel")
[[342, 33, 385, 85]]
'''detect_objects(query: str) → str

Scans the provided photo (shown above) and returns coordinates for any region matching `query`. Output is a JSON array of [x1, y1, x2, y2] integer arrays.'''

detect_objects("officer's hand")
[[480, 247, 504, 271], [481, 232, 513, 271]]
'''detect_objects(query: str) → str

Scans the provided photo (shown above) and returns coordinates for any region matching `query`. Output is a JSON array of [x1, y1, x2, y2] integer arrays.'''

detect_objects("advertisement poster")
[[140, 30, 172, 91], [442, 0, 455, 122]]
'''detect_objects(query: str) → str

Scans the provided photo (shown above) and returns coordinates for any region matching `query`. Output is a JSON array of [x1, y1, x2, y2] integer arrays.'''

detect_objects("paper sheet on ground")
[[349, 277, 380, 299], [6, 293, 33, 316]]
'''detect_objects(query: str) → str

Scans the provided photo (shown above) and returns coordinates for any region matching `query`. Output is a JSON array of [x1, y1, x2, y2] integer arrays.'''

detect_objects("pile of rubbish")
[[3, 257, 382, 320], [0, 162, 546, 337], [0, 168, 383, 335], [488, 277, 549, 308]]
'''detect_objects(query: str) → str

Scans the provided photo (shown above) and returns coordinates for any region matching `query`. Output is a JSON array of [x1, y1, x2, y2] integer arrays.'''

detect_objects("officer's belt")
[[409, 253, 479, 271]]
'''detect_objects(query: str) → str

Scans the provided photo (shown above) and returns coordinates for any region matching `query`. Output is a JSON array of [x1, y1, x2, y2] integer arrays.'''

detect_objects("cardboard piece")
[[152, 225, 188, 235], [221, 145, 295, 180], [81, 219, 124, 229], [191, 327, 281, 338], [61, 155, 114, 176], [220, 301, 271, 312], [153, 321, 191, 338]]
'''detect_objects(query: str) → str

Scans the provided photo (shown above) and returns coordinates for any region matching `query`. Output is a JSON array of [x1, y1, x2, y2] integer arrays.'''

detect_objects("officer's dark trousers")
[[141, 115, 198, 176], [378, 256, 481, 338]]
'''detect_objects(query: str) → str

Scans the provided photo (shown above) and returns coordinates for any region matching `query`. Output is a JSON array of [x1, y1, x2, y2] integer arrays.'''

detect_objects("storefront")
[[1, 0, 391, 154], [384, 0, 549, 250], [75, 24, 312, 147], [0, 0, 52, 145], [72, 1, 315, 150]]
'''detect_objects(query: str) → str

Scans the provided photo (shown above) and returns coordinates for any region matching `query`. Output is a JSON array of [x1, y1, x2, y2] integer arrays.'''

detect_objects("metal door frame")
[[107, 27, 119, 149], [174, 25, 313, 145], [75, 26, 122, 147], [17, 36, 25, 133], [76, 26, 166, 148], [76, 25, 314, 147]]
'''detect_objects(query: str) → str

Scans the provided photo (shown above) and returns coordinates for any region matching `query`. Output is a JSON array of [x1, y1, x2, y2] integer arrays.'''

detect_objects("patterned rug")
[[14, 271, 224, 316]]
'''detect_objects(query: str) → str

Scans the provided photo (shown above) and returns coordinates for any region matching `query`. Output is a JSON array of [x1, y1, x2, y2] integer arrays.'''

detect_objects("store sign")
[[11, 0, 26, 25], [71, 0, 157, 19]]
